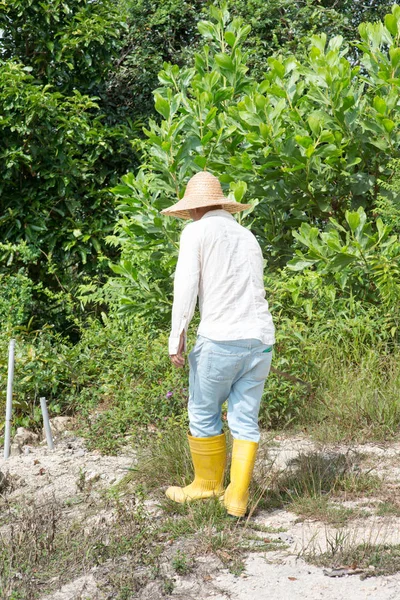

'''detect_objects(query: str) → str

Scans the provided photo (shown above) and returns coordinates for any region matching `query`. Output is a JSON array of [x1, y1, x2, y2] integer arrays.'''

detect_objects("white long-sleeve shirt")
[[169, 209, 275, 355]]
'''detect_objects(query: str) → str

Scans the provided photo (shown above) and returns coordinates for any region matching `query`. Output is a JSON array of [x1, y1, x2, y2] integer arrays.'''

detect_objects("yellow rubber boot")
[[224, 439, 258, 517], [166, 433, 226, 503]]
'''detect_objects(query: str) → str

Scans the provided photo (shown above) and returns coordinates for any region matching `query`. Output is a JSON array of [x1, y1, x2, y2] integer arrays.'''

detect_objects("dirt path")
[[208, 552, 400, 600], [1, 430, 400, 599]]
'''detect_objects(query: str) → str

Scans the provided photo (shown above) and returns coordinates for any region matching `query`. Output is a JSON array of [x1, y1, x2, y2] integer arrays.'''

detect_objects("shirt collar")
[[201, 209, 235, 221]]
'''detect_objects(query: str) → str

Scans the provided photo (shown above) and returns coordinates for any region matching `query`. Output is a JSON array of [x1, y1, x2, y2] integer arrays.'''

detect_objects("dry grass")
[[0, 495, 158, 600]]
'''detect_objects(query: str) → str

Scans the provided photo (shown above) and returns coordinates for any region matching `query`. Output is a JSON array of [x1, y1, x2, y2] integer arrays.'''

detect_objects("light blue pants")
[[188, 336, 273, 442]]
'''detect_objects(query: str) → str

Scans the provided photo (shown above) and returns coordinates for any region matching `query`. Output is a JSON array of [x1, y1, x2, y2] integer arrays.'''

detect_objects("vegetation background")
[[1, 0, 400, 452]]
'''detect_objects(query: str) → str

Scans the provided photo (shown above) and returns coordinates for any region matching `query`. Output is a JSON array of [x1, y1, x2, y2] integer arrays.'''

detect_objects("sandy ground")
[[1, 429, 400, 600]]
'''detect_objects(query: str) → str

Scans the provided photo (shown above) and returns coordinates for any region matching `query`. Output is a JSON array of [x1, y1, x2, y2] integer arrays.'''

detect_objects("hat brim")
[[161, 200, 253, 220]]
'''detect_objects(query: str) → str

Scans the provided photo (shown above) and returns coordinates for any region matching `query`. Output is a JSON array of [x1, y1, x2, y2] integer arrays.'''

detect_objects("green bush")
[[259, 268, 400, 428], [0, 319, 189, 449], [108, 4, 400, 325]]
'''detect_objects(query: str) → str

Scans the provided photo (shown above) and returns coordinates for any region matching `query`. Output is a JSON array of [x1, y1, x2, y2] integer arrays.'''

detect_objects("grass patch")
[[126, 425, 195, 491], [304, 348, 400, 443], [280, 452, 380, 497], [307, 543, 400, 578], [376, 500, 400, 517], [256, 450, 382, 523], [159, 496, 233, 540], [0, 495, 160, 600], [288, 497, 362, 526], [125, 429, 289, 574]]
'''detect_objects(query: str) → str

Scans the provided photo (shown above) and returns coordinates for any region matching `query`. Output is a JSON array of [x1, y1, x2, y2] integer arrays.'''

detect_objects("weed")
[[171, 549, 192, 575], [256, 450, 382, 523], [249, 523, 287, 534], [376, 501, 400, 517], [126, 425, 194, 491], [288, 497, 359, 526], [307, 543, 400, 578], [76, 468, 86, 493], [0, 470, 12, 495], [325, 529, 349, 557], [159, 497, 234, 542], [162, 578, 174, 594], [0, 495, 159, 599], [303, 348, 400, 442]]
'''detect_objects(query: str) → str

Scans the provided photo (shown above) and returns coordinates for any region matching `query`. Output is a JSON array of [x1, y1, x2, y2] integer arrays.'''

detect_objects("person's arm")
[[169, 224, 201, 367]]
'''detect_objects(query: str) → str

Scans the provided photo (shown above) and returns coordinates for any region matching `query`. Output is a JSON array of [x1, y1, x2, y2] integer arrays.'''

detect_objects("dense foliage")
[[111, 0, 395, 121], [111, 3, 400, 323], [0, 0, 137, 330]]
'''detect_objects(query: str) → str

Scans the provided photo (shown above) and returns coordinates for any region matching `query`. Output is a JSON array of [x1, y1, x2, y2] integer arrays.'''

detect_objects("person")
[[161, 171, 275, 517]]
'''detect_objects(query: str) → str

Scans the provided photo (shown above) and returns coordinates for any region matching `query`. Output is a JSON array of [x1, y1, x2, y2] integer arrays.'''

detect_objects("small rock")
[[13, 427, 39, 446], [76, 449, 85, 458], [87, 471, 100, 484], [10, 443, 22, 456], [48, 416, 74, 436], [23, 446, 31, 455]]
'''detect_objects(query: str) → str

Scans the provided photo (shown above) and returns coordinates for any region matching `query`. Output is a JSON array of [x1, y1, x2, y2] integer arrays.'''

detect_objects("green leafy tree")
[[376, 159, 400, 231], [0, 0, 128, 95], [0, 0, 140, 330], [289, 207, 400, 313], [110, 0, 394, 121], [111, 3, 400, 321]]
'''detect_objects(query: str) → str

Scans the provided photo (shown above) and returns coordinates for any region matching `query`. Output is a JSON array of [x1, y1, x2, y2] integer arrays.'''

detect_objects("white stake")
[[4, 339, 16, 459], [40, 397, 54, 450]]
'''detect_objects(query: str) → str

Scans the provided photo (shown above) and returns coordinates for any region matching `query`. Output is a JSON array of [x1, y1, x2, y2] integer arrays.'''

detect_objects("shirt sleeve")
[[169, 224, 201, 355]]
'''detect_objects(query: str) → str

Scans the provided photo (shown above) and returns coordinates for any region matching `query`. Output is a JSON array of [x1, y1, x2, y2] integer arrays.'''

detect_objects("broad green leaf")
[[345, 211, 360, 232], [198, 21, 216, 39], [204, 107, 218, 126], [373, 96, 386, 114], [215, 53, 235, 72], [259, 123, 269, 140], [382, 118, 395, 133], [330, 253, 357, 270], [287, 258, 317, 271], [230, 180, 248, 202], [390, 47, 400, 68], [268, 58, 285, 79], [295, 135, 314, 149], [154, 93, 170, 120], [385, 14, 398, 36], [305, 144, 315, 158], [310, 33, 327, 53], [193, 155, 207, 169], [201, 131, 213, 145], [319, 130, 335, 143], [328, 35, 344, 52], [239, 111, 262, 126], [224, 31, 236, 47], [308, 115, 321, 135]]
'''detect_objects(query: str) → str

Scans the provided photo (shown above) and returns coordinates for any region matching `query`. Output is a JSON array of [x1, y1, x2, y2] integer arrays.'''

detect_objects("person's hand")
[[170, 331, 185, 368]]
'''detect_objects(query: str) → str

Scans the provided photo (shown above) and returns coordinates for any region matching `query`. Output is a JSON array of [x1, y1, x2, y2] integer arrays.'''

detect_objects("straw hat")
[[160, 171, 251, 219]]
